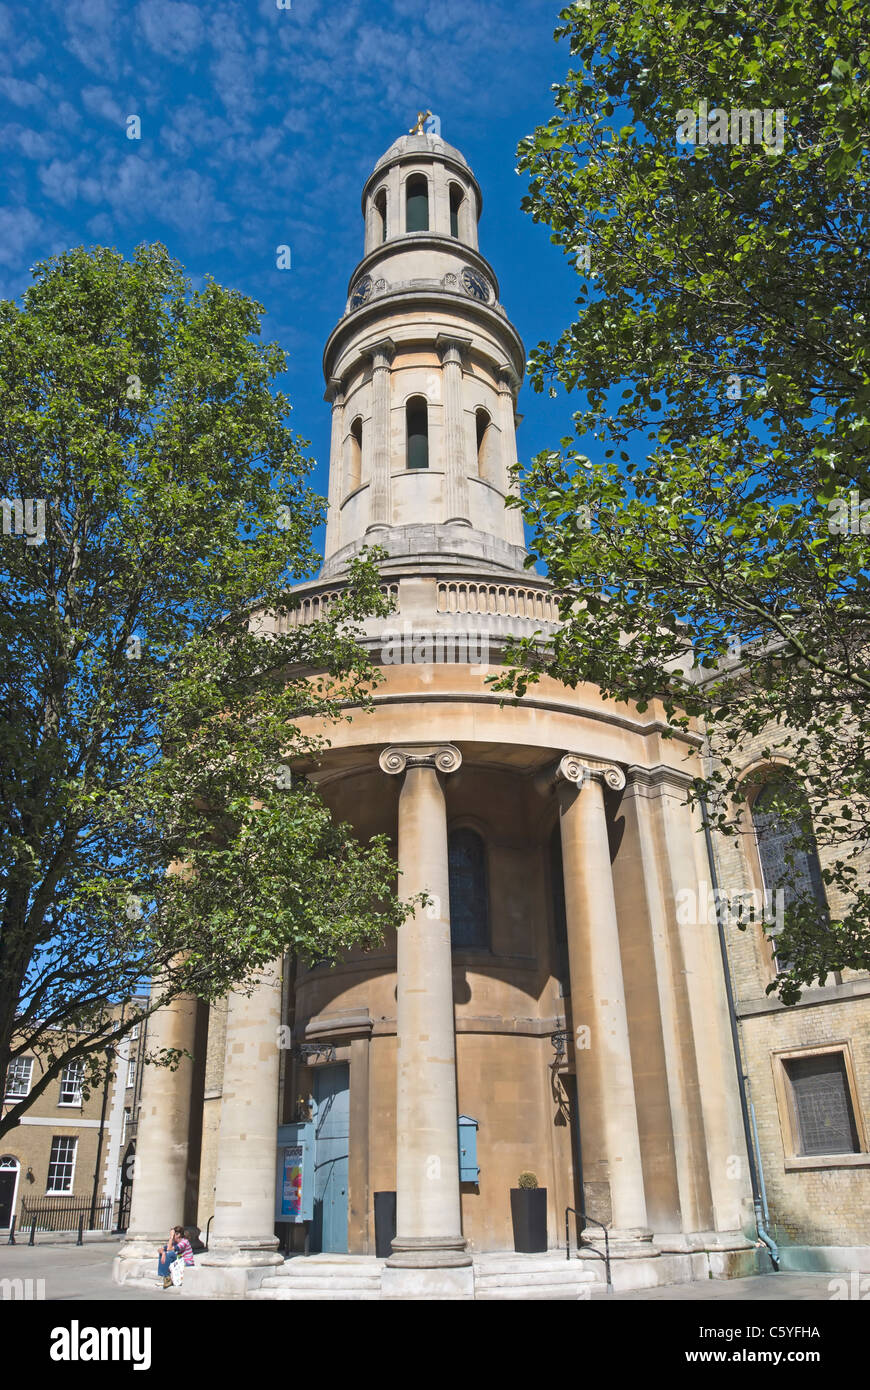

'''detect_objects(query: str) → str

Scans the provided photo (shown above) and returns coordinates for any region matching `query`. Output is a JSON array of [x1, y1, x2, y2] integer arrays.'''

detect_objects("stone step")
[[477, 1285, 594, 1301], [250, 1287, 380, 1301], [474, 1256, 595, 1274], [475, 1267, 597, 1288], [260, 1274, 382, 1290]]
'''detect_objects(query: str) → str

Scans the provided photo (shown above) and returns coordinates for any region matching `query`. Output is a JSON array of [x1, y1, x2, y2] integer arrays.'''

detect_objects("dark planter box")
[[374, 1190, 396, 1259], [510, 1188, 547, 1253]]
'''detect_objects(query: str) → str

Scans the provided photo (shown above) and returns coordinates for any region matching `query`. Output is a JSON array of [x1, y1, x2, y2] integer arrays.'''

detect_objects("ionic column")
[[323, 377, 345, 559], [365, 338, 395, 533], [556, 755, 652, 1246], [436, 335, 472, 525], [113, 983, 199, 1282], [195, 959, 284, 1296], [379, 743, 472, 1297], [497, 366, 526, 548], [658, 783, 754, 1239]]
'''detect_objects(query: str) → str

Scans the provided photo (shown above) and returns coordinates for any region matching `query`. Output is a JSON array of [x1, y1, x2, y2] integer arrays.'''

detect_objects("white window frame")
[[58, 1058, 85, 1107], [46, 1135, 78, 1194], [5, 1056, 33, 1099], [126, 1058, 136, 1089]]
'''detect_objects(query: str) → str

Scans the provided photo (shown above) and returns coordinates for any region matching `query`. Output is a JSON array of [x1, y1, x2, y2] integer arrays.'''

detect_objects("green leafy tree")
[[500, 0, 870, 999], [0, 244, 408, 1135]]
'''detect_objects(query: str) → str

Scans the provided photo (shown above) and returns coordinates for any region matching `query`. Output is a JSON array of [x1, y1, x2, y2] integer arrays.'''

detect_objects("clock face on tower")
[[349, 275, 373, 311], [461, 267, 491, 302]]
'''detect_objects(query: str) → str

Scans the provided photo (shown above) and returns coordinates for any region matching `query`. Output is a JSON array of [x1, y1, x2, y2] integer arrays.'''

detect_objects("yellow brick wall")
[[705, 724, 870, 1248]]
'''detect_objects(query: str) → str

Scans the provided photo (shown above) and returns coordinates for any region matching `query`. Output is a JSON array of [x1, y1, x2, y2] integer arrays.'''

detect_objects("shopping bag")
[[169, 1256, 184, 1287]]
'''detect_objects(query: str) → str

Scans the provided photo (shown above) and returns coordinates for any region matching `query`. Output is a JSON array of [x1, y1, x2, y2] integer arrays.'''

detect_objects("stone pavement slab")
[[594, 1272, 845, 1301]]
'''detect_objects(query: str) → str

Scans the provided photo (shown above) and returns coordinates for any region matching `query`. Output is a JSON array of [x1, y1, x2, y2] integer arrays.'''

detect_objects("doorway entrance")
[[0, 1156, 20, 1228], [310, 1064, 349, 1254]]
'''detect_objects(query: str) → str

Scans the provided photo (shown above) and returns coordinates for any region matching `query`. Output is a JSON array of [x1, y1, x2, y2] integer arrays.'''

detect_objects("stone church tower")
[[116, 129, 757, 1299]]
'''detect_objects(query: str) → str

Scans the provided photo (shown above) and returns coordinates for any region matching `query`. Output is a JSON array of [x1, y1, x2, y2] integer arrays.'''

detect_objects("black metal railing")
[[565, 1206, 613, 1293], [21, 1196, 113, 1233]]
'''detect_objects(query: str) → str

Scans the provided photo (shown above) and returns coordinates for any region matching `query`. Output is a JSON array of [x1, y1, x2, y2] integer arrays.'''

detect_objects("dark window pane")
[[406, 399, 428, 469], [550, 827, 570, 995], [449, 185, 463, 238], [406, 177, 429, 232], [753, 780, 826, 911], [785, 1053, 859, 1155], [448, 828, 489, 949]]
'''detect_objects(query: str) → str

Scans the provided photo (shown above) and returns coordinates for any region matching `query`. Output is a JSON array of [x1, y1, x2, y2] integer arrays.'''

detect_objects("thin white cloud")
[[0, 207, 44, 268], [136, 0, 204, 62], [0, 75, 47, 107]]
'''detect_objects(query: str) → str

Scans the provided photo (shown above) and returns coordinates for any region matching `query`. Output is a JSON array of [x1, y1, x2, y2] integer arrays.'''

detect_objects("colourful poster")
[[281, 1145, 304, 1218]]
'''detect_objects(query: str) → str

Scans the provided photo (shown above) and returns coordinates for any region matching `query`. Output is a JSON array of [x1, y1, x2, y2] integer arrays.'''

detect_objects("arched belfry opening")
[[475, 408, 493, 480], [406, 396, 429, 469], [347, 417, 363, 493], [406, 174, 429, 233], [449, 183, 464, 239], [374, 188, 387, 243]]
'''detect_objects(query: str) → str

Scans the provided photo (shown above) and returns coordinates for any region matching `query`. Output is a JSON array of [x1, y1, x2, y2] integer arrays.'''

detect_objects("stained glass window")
[[550, 827, 570, 995], [448, 828, 489, 950], [752, 778, 827, 970], [784, 1053, 859, 1155]]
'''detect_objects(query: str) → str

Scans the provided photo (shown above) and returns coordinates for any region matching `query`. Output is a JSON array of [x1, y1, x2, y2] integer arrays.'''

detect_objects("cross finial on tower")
[[409, 109, 432, 135]]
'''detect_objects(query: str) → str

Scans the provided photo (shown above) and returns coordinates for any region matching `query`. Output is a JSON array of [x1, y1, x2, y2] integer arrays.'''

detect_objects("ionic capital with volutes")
[[379, 744, 462, 777]]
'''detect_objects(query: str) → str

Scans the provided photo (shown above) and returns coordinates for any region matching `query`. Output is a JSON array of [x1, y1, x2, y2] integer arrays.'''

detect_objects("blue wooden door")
[[311, 1064, 349, 1254]]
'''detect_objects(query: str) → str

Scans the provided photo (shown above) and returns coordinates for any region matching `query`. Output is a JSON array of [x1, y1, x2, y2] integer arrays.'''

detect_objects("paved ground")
[[0, 1241, 844, 1301], [597, 1272, 839, 1300], [0, 1240, 190, 1301]]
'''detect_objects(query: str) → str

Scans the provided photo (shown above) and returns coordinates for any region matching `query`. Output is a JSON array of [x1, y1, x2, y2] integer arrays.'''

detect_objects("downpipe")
[[699, 791, 780, 1271]]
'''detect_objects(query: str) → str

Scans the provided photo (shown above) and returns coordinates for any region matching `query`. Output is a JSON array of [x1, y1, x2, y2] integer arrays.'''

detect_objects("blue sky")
[[0, 0, 582, 567]]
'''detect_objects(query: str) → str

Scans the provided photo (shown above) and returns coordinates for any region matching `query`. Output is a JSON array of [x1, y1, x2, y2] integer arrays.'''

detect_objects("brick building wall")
[[705, 725, 870, 1251]]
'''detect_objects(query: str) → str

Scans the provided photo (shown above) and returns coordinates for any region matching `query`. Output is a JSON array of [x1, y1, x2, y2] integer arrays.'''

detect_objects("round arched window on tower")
[[406, 397, 429, 469], [406, 175, 429, 233]]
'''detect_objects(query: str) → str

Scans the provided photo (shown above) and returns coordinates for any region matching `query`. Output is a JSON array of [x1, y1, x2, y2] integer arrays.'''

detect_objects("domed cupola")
[[320, 123, 527, 580]]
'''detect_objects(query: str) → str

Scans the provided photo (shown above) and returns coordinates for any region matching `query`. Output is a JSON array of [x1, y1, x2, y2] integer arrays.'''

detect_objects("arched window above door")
[[448, 828, 489, 950]]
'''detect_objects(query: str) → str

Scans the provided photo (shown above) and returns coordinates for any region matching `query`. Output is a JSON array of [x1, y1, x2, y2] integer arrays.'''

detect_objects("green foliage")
[[504, 1, 870, 1000], [517, 1171, 539, 1189], [0, 244, 408, 1133]]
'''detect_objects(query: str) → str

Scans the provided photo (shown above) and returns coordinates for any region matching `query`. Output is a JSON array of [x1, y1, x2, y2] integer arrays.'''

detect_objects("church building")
[[114, 126, 820, 1300]]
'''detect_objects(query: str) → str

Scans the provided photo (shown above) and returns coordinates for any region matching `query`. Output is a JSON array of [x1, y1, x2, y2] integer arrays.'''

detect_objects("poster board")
[[275, 1122, 314, 1223]]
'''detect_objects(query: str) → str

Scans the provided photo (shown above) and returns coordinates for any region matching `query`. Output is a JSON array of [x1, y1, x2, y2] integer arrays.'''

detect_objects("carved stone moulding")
[[379, 743, 462, 776], [557, 753, 626, 792]]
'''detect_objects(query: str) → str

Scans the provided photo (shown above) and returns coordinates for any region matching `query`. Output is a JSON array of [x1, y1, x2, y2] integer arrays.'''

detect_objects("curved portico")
[[115, 126, 756, 1298]]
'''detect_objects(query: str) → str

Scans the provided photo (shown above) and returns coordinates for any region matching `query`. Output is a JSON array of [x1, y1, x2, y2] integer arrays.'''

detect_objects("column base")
[[653, 1229, 758, 1280], [386, 1234, 472, 1269], [112, 1233, 165, 1286], [186, 1235, 284, 1299], [584, 1227, 660, 1259]]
